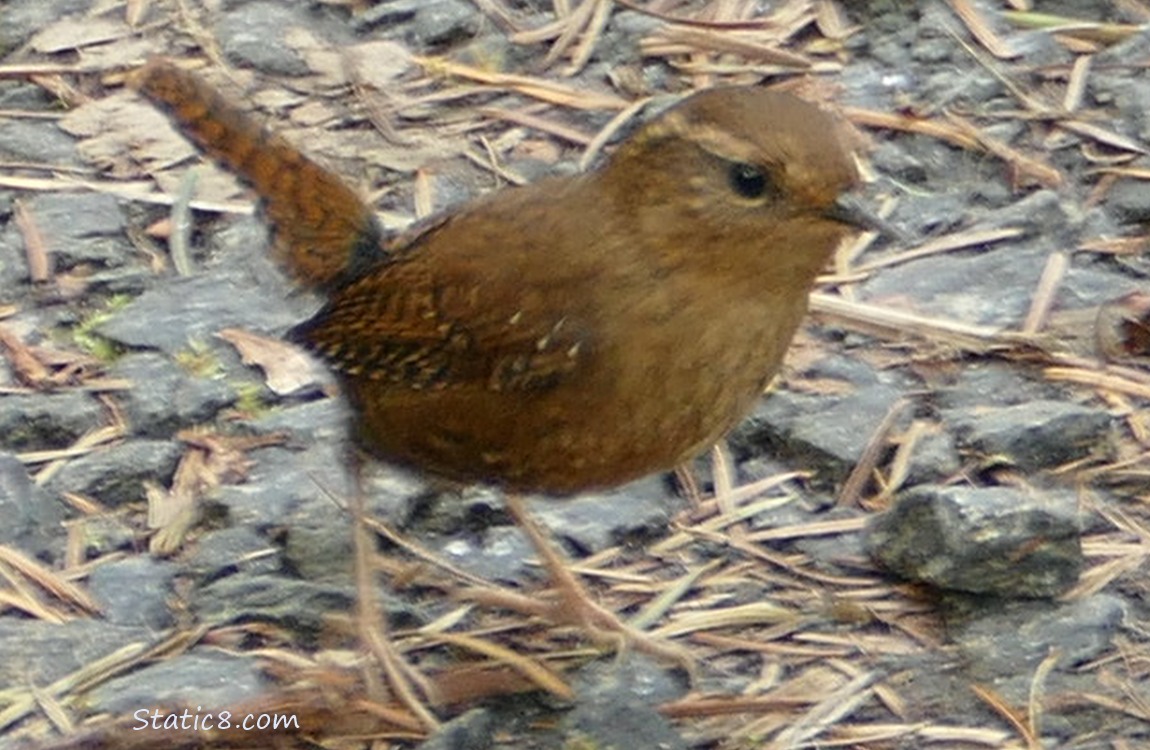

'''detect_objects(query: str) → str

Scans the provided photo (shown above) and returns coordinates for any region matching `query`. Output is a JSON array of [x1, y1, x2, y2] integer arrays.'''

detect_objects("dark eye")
[[728, 162, 769, 199]]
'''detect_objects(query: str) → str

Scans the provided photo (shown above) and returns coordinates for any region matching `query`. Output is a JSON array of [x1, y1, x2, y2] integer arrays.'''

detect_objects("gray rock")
[[409, 0, 481, 47], [187, 527, 282, 582], [936, 362, 1058, 410], [1108, 178, 1150, 224], [108, 352, 237, 437], [0, 120, 81, 165], [0, 391, 104, 451], [558, 655, 689, 749], [192, 574, 354, 642], [0, 619, 149, 690], [4, 192, 128, 266], [280, 517, 355, 582], [35, 188, 124, 235], [355, 0, 481, 48], [248, 396, 349, 447], [87, 557, 178, 630], [0, 0, 91, 51], [903, 424, 961, 484], [951, 594, 1126, 684], [1060, 263, 1145, 309], [69, 514, 138, 559], [867, 484, 1083, 597], [791, 508, 871, 566], [97, 271, 302, 355], [418, 476, 679, 584], [0, 452, 65, 559], [214, 2, 311, 76], [528, 474, 680, 554], [949, 399, 1112, 470], [733, 383, 908, 482], [48, 439, 182, 506], [431, 523, 537, 584], [87, 650, 268, 715], [416, 709, 496, 750], [216, 442, 353, 528], [858, 243, 1051, 326], [972, 189, 1068, 234]]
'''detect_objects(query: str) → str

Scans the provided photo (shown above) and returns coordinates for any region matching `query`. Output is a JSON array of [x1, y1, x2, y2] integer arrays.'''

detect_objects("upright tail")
[[130, 58, 383, 290]]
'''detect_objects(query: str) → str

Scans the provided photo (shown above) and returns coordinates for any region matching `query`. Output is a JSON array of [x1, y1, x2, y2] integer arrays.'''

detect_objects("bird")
[[131, 57, 866, 674]]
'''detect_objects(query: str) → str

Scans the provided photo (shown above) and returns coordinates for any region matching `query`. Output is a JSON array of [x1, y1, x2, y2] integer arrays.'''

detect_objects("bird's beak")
[[824, 193, 906, 244]]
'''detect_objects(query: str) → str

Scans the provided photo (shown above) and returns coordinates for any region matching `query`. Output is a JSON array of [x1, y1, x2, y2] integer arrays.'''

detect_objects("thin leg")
[[503, 494, 696, 674], [350, 453, 441, 731]]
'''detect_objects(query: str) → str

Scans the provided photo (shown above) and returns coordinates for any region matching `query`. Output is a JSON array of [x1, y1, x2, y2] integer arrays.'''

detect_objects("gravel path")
[[0, 1, 1148, 748]]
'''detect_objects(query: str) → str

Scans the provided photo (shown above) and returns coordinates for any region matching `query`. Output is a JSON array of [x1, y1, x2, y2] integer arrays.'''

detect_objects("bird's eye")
[[728, 162, 769, 199]]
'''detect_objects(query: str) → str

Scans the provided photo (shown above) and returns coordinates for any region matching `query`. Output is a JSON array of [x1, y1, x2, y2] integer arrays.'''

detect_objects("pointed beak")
[[824, 193, 906, 244]]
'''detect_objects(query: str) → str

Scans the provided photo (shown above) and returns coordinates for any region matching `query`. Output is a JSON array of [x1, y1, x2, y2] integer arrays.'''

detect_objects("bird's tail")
[[129, 57, 382, 289]]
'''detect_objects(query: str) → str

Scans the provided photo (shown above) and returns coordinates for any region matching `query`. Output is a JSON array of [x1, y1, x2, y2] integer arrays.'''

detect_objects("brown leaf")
[[218, 327, 324, 395]]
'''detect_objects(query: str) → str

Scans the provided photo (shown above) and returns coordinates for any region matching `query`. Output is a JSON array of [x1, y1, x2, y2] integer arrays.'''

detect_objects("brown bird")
[[132, 58, 865, 669]]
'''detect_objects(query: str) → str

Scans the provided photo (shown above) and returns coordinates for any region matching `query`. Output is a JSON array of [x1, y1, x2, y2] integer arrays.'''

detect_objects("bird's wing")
[[288, 249, 593, 393]]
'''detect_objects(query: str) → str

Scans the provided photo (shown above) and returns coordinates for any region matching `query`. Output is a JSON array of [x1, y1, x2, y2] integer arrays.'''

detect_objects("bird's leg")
[[503, 494, 695, 674], [350, 453, 441, 731]]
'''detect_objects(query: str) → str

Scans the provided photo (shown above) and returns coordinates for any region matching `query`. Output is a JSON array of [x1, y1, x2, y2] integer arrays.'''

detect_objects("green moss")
[[173, 339, 224, 379], [231, 380, 271, 418], [71, 293, 132, 362]]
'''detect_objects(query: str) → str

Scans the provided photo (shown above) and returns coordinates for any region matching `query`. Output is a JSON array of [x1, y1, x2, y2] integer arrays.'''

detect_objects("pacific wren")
[[132, 59, 863, 495]]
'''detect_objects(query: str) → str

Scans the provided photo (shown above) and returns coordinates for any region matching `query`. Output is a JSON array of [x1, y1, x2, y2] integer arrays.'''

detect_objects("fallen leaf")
[[218, 327, 324, 395]]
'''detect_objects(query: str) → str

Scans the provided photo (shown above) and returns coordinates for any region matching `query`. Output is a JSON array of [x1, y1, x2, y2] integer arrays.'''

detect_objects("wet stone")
[[408, 0, 481, 48], [0, 0, 92, 51], [87, 556, 178, 629], [1108, 178, 1150, 224], [948, 399, 1112, 470], [280, 517, 355, 582], [109, 352, 237, 438], [0, 391, 104, 452], [902, 424, 961, 485], [186, 527, 283, 583], [528, 474, 681, 555], [355, 0, 480, 47], [213, 1, 312, 76], [0, 452, 65, 560], [9, 192, 128, 266], [47, 438, 182, 507], [87, 650, 268, 716], [216, 442, 353, 528], [69, 514, 138, 560], [555, 655, 689, 750], [949, 594, 1126, 685], [415, 709, 496, 750], [732, 383, 908, 484], [0, 120, 82, 165], [858, 243, 1052, 326], [866, 484, 1083, 597], [432, 523, 536, 585], [191, 574, 355, 643], [0, 619, 149, 690], [936, 361, 1061, 410], [96, 271, 303, 355]]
